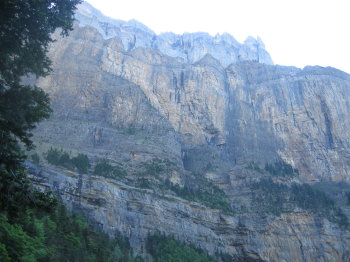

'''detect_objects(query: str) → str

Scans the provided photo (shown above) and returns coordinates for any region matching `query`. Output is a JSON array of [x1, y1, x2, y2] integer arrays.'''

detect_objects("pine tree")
[[0, 0, 81, 170], [0, 0, 81, 214]]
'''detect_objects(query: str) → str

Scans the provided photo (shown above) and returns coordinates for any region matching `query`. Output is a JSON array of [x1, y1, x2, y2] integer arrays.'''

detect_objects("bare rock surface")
[[76, 2, 273, 67]]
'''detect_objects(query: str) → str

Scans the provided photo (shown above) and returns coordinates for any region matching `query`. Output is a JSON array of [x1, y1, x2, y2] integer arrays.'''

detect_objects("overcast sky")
[[86, 0, 350, 73]]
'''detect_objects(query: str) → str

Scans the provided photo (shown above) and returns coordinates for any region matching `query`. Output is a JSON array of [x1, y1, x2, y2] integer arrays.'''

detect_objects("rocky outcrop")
[[76, 2, 273, 67], [30, 2, 350, 261]]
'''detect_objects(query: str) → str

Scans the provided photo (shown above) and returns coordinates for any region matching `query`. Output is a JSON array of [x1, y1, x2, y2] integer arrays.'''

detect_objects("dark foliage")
[[0, 168, 57, 218], [0, 0, 81, 171], [245, 162, 264, 173], [46, 148, 90, 174], [251, 178, 288, 215], [0, 85, 51, 170], [165, 174, 233, 214], [0, 2, 136, 260], [264, 161, 298, 177], [45, 148, 61, 166], [146, 232, 217, 262], [30, 153, 40, 166], [312, 181, 350, 207], [0, 0, 81, 83], [0, 0, 81, 216], [93, 159, 127, 179], [251, 178, 348, 226], [139, 158, 174, 177], [71, 154, 90, 174], [136, 178, 152, 189], [0, 200, 142, 262]]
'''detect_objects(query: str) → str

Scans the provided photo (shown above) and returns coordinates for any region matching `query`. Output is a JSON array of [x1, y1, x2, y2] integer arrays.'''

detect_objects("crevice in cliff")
[[290, 226, 307, 262], [320, 98, 334, 149]]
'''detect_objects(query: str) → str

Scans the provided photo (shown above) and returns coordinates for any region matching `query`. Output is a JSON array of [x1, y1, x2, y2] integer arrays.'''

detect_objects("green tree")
[[93, 159, 126, 179], [30, 153, 40, 166], [46, 147, 61, 166], [0, 0, 81, 170], [0, 0, 81, 214], [146, 232, 218, 262], [59, 151, 73, 169], [71, 154, 90, 174], [0, 2, 145, 261]]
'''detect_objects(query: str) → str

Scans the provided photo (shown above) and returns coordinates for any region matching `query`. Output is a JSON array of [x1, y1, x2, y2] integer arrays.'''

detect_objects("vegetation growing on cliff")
[[245, 161, 264, 173], [138, 158, 175, 178], [264, 161, 298, 177], [132, 158, 233, 213], [246, 160, 298, 177], [251, 178, 348, 226], [30, 153, 41, 166], [164, 175, 233, 214], [146, 232, 218, 262], [93, 158, 127, 179], [46, 148, 90, 174], [312, 181, 350, 207], [245, 160, 348, 225], [133, 158, 233, 213], [45, 148, 128, 179]]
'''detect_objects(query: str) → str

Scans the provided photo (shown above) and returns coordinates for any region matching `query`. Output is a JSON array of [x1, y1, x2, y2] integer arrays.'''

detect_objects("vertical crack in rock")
[[320, 98, 334, 149]]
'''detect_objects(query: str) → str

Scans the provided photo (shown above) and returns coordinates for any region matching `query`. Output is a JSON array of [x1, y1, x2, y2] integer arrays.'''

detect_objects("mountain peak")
[[76, 2, 273, 66]]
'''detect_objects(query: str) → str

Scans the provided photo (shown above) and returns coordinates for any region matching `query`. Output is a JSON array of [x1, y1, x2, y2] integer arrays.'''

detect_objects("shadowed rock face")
[[224, 63, 350, 182], [31, 2, 350, 261]]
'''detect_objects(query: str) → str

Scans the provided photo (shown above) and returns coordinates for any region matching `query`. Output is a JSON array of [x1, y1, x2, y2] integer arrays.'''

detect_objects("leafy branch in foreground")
[[1, 0, 82, 213], [0, 0, 82, 170]]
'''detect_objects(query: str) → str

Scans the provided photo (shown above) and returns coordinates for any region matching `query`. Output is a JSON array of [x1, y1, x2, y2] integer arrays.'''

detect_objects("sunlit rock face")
[[31, 2, 350, 261], [76, 2, 273, 67]]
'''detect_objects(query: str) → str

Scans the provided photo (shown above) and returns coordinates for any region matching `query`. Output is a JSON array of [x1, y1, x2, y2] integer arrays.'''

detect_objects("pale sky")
[[86, 0, 350, 73]]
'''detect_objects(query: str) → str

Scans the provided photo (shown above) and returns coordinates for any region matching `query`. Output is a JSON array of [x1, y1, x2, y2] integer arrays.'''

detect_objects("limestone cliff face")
[[225, 63, 350, 182], [29, 165, 350, 262], [44, 13, 350, 182], [37, 2, 350, 182], [99, 35, 350, 182], [30, 2, 350, 261]]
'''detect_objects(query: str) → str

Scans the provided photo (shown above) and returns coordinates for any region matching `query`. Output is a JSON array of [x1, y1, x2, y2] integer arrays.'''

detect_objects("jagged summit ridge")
[[76, 2, 273, 67]]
